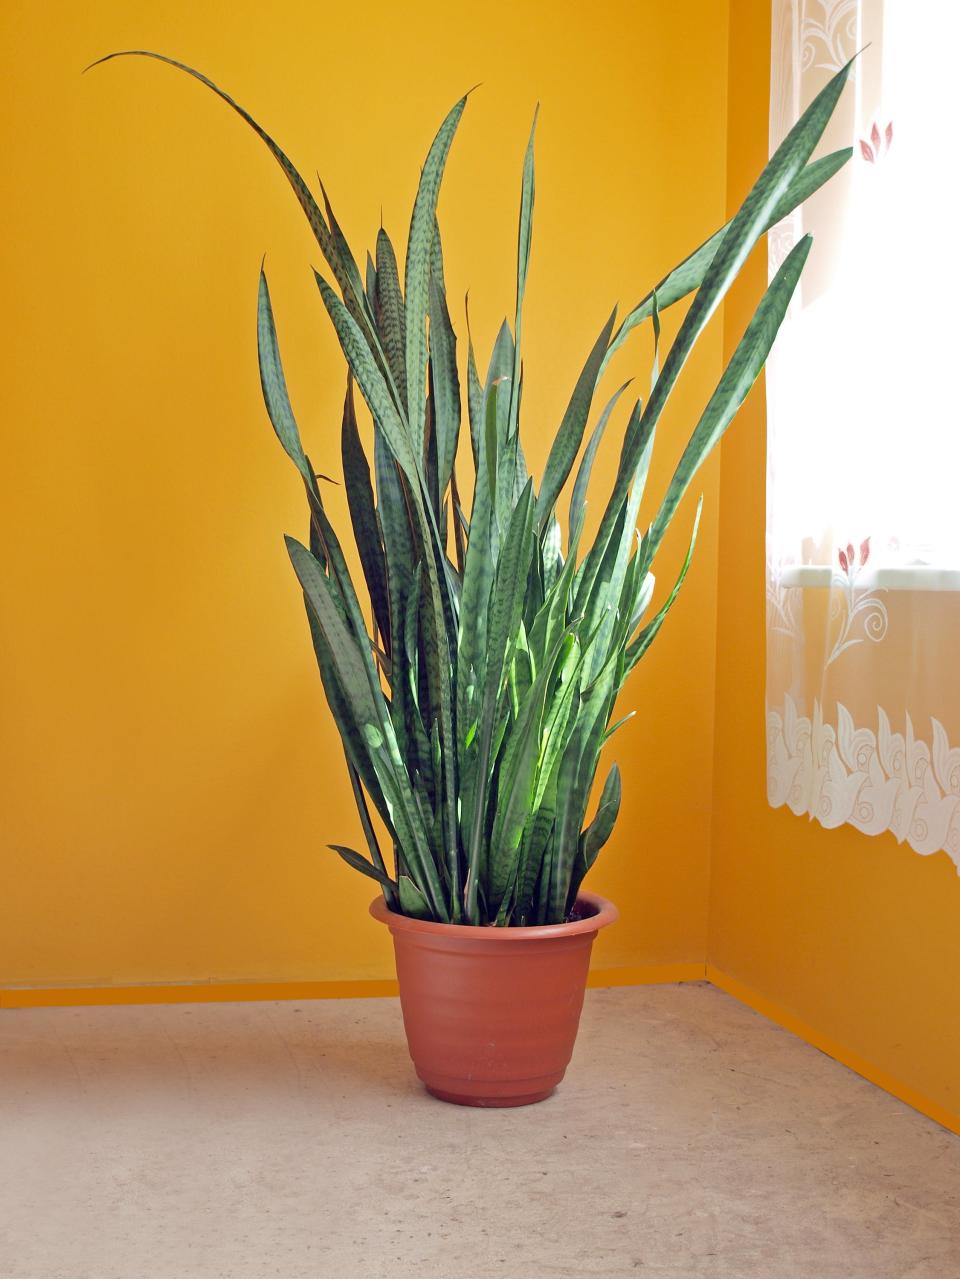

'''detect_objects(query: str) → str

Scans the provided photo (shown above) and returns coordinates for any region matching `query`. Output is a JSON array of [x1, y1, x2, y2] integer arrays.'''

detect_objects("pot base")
[[425, 1084, 555, 1108]]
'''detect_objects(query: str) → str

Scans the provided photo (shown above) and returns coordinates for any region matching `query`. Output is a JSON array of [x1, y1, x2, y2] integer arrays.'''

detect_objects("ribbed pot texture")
[[370, 891, 618, 1107]]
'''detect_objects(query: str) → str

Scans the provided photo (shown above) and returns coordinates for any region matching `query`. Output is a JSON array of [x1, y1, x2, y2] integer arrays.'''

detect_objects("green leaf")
[[374, 428, 415, 671], [256, 270, 316, 493], [315, 272, 419, 483], [484, 322, 520, 540], [600, 146, 853, 379], [404, 95, 468, 454], [287, 536, 449, 921], [488, 628, 570, 913], [365, 251, 377, 315], [548, 657, 618, 921], [286, 539, 388, 740], [318, 271, 458, 674], [508, 107, 538, 439], [581, 763, 621, 870], [537, 307, 618, 530], [304, 488, 382, 690], [317, 176, 370, 325], [344, 763, 397, 907], [568, 380, 632, 553], [485, 378, 502, 508], [329, 844, 397, 890], [89, 51, 379, 340], [463, 480, 536, 922], [603, 712, 635, 744], [580, 410, 657, 683], [573, 398, 652, 622], [584, 65, 852, 626], [301, 597, 390, 832], [565, 762, 621, 910], [541, 517, 563, 596], [465, 296, 485, 469], [636, 59, 852, 459], [398, 875, 432, 919], [375, 227, 408, 411], [626, 497, 702, 674], [646, 235, 812, 561], [527, 513, 584, 672], [428, 226, 461, 506], [340, 377, 391, 649]]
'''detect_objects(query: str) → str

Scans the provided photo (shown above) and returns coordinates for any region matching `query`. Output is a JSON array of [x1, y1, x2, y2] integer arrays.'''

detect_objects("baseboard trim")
[[0, 963, 705, 1011], [0, 979, 402, 1008], [706, 965, 960, 1138], [588, 962, 707, 988]]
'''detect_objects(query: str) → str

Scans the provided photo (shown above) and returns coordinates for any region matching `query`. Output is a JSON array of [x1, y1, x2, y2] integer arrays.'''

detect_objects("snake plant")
[[92, 51, 852, 925]]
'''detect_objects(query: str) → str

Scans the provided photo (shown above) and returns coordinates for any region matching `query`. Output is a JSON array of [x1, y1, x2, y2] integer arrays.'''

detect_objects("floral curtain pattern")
[[766, 0, 960, 871]]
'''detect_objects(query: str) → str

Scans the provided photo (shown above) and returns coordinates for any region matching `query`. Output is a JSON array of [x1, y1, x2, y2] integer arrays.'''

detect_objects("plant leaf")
[[375, 227, 408, 411], [568, 380, 632, 549], [341, 377, 391, 649], [89, 51, 381, 342], [581, 762, 621, 870], [564, 762, 621, 909], [463, 479, 536, 921], [398, 875, 432, 919], [626, 498, 702, 674], [537, 307, 617, 531], [600, 146, 853, 379], [428, 225, 461, 506], [647, 235, 812, 561], [404, 95, 468, 455], [508, 107, 538, 439], [287, 536, 449, 920], [329, 844, 397, 889], [256, 270, 316, 494]]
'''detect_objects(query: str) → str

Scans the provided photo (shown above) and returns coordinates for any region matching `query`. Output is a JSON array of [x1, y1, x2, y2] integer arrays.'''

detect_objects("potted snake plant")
[[91, 50, 852, 1106]]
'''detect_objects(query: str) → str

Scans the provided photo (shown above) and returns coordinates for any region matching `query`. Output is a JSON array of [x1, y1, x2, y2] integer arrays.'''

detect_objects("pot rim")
[[369, 889, 618, 939]]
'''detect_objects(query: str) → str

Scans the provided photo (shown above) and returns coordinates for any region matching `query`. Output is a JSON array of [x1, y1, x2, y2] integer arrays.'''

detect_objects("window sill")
[[778, 564, 960, 592]]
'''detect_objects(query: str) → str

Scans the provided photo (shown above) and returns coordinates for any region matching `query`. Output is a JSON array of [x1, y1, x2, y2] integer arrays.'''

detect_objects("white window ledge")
[[778, 564, 960, 592]]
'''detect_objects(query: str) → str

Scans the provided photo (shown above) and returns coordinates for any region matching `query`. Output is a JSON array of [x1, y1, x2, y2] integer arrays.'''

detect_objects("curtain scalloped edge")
[[767, 695, 960, 874]]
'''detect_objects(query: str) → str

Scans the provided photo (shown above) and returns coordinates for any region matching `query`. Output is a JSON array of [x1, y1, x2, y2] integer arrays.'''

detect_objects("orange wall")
[[0, 0, 729, 986], [711, 0, 960, 1126]]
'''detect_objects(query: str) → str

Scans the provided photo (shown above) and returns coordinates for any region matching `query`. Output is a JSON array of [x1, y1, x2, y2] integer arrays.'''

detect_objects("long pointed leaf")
[[257, 270, 316, 493], [463, 480, 535, 921], [287, 537, 449, 920], [375, 227, 408, 410], [626, 498, 702, 674], [568, 380, 632, 551], [330, 844, 397, 889], [537, 308, 617, 530], [599, 146, 853, 379], [428, 226, 461, 506], [647, 235, 812, 560], [404, 95, 468, 453], [89, 51, 379, 342], [508, 107, 538, 439], [341, 377, 391, 648]]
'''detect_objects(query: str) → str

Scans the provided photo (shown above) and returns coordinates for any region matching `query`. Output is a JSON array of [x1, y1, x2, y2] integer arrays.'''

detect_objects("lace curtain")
[[765, 0, 960, 870]]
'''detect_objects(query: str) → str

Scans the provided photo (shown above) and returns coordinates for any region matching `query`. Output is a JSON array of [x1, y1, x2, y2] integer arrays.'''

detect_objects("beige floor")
[[1, 984, 958, 1279]]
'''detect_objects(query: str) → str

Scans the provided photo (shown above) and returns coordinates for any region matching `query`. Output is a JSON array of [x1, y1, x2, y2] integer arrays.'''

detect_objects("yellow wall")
[[710, 0, 960, 1127], [0, 1, 729, 986]]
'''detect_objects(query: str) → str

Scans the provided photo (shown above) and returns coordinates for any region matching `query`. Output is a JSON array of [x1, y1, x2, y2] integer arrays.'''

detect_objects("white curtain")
[[766, 0, 960, 870]]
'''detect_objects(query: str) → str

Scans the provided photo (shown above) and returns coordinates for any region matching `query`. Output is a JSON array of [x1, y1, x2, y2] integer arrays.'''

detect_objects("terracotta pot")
[[370, 890, 618, 1107]]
